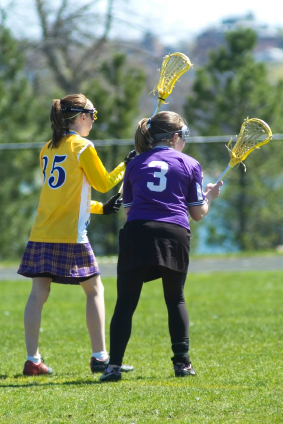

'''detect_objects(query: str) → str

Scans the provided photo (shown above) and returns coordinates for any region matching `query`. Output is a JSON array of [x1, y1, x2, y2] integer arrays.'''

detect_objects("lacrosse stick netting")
[[215, 118, 272, 183], [151, 52, 193, 116]]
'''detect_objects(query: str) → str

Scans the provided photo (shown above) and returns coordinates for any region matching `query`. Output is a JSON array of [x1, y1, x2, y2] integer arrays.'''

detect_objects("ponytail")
[[49, 99, 66, 148], [135, 118, 153, 154]]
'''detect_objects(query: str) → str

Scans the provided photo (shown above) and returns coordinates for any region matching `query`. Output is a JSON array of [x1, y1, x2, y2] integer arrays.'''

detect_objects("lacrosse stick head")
[[228, 118, 272, 168], [152, 52, 193, 106]]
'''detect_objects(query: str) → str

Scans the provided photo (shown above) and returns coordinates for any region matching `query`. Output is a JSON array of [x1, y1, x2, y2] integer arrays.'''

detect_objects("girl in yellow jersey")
[[18, 93, 135, 376]]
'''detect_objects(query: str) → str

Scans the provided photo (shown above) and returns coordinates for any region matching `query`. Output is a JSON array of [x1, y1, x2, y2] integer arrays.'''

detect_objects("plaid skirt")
[[17, 241, 101, 285]]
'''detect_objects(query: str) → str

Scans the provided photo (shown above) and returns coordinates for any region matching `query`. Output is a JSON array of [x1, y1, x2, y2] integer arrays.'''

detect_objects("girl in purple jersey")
[[100, 111, 223, 382]]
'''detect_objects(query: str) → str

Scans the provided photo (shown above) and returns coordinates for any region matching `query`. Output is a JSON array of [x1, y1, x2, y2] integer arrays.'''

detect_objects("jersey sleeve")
[[187, 161, 206, 207], [77, 144, 126, 193], [90, 200, 103, 214]]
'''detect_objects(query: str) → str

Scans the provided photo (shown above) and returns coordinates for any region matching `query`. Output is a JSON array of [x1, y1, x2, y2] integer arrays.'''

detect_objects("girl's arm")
[[79, 146, 125, 193], [188, 181, 223, 221], [90, 201, 103, 214], [124, 206, 130, 218]]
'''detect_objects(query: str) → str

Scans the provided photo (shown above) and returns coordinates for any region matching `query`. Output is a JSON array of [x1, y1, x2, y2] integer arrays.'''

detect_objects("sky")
[[127, 0, 283, 45], [1, 0, 283, 45]]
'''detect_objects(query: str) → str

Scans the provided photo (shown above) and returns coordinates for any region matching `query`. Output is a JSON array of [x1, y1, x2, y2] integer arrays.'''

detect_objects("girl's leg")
[[24, 277, 52, 357], [80, 275, 106, 353], [160, 267, 195, 376], [109, 267, 146, 366], [160, 268, 190, 358]]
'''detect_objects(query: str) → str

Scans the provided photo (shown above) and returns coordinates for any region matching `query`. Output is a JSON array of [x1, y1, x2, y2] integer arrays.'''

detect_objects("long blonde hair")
[[135, 111, 185, 154]]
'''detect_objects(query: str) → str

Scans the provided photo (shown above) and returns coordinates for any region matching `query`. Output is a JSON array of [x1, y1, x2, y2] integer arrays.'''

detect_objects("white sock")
[[27, 355, 41, 364], [92, 351, 108, 361]]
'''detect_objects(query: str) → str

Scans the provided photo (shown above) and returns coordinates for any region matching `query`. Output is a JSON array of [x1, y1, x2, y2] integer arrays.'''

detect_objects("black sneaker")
[[90, 357, 134, 374], [90, 357, 109, 373], [174, 363, 196, 377], [100, 366, 121, 382]]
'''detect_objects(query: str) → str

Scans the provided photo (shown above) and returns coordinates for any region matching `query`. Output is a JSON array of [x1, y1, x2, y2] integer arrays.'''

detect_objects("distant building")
[[192, 13, 283, 64], [141, 31, 166, 57]]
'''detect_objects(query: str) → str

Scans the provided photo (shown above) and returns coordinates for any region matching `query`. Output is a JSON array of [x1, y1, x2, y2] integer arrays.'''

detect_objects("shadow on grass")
[[0, 373, 169, 388], [0, 376, 102, 389]]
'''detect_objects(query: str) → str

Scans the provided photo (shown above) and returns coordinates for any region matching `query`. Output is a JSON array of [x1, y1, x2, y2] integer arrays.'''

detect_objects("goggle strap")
[[61, 107, 96, 113], [153, 126, 190, 142], [62, 107, 97, 121]]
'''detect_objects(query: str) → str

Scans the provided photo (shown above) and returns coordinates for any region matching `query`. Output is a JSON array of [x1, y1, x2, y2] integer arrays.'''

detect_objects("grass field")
[[0, 271, 282, 423]]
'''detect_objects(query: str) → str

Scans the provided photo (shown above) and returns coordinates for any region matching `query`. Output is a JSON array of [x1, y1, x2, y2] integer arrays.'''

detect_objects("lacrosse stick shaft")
[[118, 182, 124, 195], [152, 99, 163, 116], [152, 104, 160, 116], [215, 165, 232, 183], [188, 166, 229, 222], [148, 102, 161, 127]]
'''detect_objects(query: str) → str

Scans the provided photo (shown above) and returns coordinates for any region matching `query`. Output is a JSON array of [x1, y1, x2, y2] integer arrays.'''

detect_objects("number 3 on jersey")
[[147, 160, 168, 192], [42, 155, 67, 189]]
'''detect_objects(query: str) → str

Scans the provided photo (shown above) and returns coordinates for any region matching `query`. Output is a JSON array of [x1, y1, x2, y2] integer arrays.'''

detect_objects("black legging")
[[109, 265, 189, 366]]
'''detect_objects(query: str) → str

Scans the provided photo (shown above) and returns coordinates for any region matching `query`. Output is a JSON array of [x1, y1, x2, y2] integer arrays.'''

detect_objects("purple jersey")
[[123, 146, 205, 230]]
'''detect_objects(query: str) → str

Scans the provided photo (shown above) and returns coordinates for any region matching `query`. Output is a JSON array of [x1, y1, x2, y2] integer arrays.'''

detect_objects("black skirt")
[[117, 220, 191, 282]]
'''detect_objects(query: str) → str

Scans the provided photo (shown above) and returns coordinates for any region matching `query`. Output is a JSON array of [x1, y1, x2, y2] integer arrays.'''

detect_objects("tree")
[[84, 52, 146, 254], [183, 28, 283, 251], [0, 1, 147, 258], [25, 0, 116, 93], [0, 23, 49, 259], [15, 0, 151, 96]]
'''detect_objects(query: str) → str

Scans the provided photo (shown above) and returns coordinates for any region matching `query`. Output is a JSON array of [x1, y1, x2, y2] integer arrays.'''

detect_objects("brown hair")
[[49, 93, 88, 148], [135, 111, 185, 154]]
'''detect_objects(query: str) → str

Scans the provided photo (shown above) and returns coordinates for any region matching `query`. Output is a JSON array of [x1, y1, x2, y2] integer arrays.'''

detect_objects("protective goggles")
[[62, 107, 97, 121], [178, 125, 190, 141], [153, 125, 190, 142]]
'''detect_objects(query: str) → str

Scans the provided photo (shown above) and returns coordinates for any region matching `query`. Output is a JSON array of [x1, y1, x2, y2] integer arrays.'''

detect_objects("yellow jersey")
[[29, 131, 125, 243]]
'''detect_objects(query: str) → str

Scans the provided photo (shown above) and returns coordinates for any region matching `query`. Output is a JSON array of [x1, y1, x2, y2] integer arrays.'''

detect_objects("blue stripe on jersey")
[[152, 146, 174, 150], [63, 130, 78, 135], [187, 201, 205, 206], [124, 203, 132, 208]]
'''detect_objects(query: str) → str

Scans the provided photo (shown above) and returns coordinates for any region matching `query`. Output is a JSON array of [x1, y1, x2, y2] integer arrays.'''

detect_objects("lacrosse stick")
[[151, 52, 193, 116], [215, 118, 272, 183], [188, 118, 272, 222], [118, 181, 124, 195], [118, 53, 193, 194]]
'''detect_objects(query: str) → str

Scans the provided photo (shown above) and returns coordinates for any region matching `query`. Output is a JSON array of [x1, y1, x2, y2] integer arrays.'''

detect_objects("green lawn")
[[0, 271, 282, 423]]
